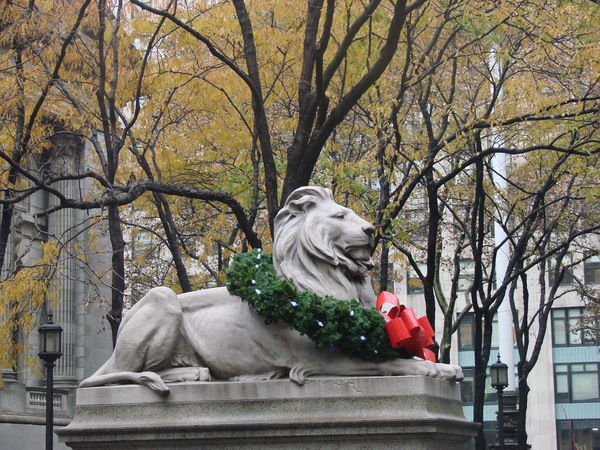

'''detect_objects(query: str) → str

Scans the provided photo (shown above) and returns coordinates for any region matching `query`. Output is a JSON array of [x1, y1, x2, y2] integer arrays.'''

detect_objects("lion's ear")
[[285, 186, 333, 216], [287, 196, 317, 216]]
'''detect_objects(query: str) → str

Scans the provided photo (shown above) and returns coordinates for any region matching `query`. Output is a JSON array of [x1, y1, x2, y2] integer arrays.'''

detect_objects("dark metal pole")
[[39, 312, 62, 450], [497, 386, 505, 450], [45, 361, 55, 450]]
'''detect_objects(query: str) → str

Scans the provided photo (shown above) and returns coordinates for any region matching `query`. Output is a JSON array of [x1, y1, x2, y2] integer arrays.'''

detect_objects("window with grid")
[[457, 259, 475, 292], [460, 366, 504, 404], [552, 308, 598, 347], [584, 254, 600, 285], [555, 363, 600, 403], [458, 313, 500, 351], [549, 255, 575, 286], [407, 263, 426, 295]]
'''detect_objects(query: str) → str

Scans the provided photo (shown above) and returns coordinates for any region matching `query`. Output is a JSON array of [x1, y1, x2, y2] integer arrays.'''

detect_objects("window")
[[556, 420, 600, 450], [458, 313, 500, 351], [407, 263, 426, 295], [460, 367, 475, 402], [404, 196, 428, 243], [402, 208, 428, 243], [457, 259, 475, 292], [552, 308, 598, 347], [555, 363, 600, 403], [584, 254, 600, 285], [460, 367, 504, 404], [549, 256, 575, 286], [388, 263, 395, 293], [458, 317, 474, 350]]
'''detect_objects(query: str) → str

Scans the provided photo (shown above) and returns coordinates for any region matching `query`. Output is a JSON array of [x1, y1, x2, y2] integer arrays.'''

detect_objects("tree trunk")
[[232, 0, 279, 231], [517, 365, 531, 449], [472, 308, 494, 450], [424, 169, 439, 329], [438, 309, 453, 364], [379, 241, 390, 293], [107, 204, 125, 346], [0, 205, 14, 275], [283, 0, 415, 203], [153, 192, 192, 293]]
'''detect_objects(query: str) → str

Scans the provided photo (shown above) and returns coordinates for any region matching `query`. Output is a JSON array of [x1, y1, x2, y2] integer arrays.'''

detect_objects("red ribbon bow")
[[376, 291, 436, 363]]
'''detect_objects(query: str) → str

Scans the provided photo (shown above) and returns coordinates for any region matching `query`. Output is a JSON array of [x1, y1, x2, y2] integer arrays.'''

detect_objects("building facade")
[[0, 134, 113, 449], [398, 253, 600, 449]]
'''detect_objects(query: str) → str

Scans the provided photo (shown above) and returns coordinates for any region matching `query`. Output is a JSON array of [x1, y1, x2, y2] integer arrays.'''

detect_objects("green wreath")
[[225, 249, 404, 362]]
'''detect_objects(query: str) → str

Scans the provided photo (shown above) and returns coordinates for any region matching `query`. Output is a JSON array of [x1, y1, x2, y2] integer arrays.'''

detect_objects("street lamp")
[[38, 312, 63, 450], [490, 354, 509, 450]]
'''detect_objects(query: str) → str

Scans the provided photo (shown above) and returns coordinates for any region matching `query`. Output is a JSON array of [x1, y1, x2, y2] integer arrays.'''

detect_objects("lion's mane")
[[272, 186, 376, 306]]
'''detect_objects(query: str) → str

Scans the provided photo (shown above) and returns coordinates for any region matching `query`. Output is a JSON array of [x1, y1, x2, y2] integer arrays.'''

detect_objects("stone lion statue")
[[81, 186, 462, 393]]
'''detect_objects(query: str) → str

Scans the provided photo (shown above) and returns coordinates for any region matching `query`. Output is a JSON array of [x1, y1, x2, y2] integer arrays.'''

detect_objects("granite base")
[[57, 375, 477, 449]]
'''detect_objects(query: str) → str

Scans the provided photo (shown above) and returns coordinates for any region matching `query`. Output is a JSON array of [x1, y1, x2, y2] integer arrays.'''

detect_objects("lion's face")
[[302, 200, 375, 273], [273, 186, 377, 303], [273, 187, 376, 281]]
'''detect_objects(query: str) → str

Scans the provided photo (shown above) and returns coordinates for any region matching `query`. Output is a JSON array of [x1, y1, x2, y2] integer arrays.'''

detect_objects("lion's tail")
[[80, 371, 169, 393]]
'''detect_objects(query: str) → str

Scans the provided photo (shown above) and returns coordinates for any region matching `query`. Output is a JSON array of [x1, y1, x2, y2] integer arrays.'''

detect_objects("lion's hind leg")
[[80, 287, 184, 392]]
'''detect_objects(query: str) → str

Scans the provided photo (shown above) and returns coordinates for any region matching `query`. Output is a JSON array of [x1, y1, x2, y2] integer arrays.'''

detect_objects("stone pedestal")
[[56, 375, 477, 449]]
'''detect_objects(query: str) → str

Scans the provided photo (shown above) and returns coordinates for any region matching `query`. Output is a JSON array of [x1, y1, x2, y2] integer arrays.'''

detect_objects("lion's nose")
[[362, 224, 375, 248], [362, 224, 375, 237]]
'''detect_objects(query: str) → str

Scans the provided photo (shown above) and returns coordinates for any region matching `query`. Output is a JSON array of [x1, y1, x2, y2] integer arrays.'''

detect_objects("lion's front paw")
[[432, 363, 464, 382], [447, 364, 464, 382], [289, 365, 315, 385], [393, 358, 464, 382], [158, 367, 211, 383]]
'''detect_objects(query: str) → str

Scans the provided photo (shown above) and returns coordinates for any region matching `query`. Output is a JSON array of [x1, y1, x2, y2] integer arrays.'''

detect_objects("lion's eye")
[[335, 212, 345, 219]]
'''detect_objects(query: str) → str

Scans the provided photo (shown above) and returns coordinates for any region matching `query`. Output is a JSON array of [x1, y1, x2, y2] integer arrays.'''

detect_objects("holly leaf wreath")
[[225, 249, 405, 362]]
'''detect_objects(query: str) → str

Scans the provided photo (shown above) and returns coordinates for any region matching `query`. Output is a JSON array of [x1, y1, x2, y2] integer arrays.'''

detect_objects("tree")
[[1, 0, 430, 355], [0, 0, 101, 365], [331, 1, 600, 447], [128, 0, 427, 229]]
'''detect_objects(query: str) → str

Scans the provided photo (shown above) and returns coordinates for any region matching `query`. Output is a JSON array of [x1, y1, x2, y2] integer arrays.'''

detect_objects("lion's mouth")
[[343, 254, 374, 278], [357, 257, 375, 271], [345, 246, 375, 270]]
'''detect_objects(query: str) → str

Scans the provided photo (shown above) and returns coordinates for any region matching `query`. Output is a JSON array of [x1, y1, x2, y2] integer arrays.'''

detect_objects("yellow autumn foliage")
[[0, 241, 60, 374]]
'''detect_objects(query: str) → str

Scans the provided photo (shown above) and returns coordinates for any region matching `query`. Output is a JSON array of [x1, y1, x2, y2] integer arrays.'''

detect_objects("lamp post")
[[490, 354, 509, 450], [38, 312, 63, 450]]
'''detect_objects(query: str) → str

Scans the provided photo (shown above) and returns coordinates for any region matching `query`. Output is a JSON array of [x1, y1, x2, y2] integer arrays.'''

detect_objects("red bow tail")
[[376, 291, 437, 363]]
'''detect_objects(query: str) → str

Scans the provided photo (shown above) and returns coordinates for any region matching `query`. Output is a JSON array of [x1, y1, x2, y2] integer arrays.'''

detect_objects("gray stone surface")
[[0, 423, 70, 450], [57, 375, 477, 449]]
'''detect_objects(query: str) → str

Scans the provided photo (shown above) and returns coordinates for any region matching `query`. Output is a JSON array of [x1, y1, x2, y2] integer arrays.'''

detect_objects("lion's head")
[[273, 186, 376, 307]]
